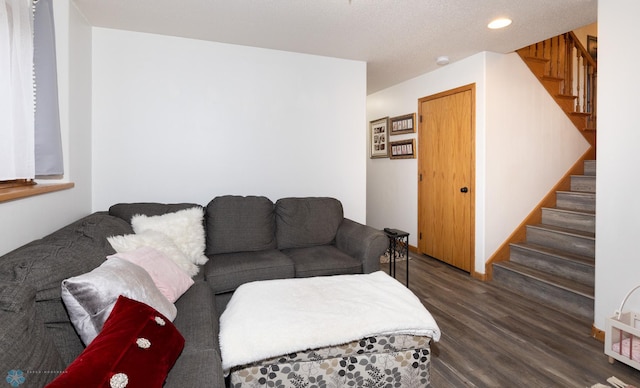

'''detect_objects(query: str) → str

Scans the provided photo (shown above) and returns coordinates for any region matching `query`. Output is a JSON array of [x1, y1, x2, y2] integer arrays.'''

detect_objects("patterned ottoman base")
[[228, 334, 433, 388]]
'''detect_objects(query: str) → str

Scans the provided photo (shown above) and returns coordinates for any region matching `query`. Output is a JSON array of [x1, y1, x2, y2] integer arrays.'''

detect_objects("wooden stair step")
[[583, 160, 596, 176], [556, 94, 577, 100], [540, 76, 563, 94], [571, 175, 596, 192], [555, 96, 578, 112], [541, 207, 595, 233], [492, 261, 594, 320], [526, 224, 595, 258], [521, 55, 548, 64], [570, 113, 596, 132], [556, 190, 595, 212], [527, 223, 596, 240], [541, 75, 564, 82], [494, 260, 594, 298], [569, 116, 592, 132], [520, 56, 548, 76], [510, 242, 594, 287]]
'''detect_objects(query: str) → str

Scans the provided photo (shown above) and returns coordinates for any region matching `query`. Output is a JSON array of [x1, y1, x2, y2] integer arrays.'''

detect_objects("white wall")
[[366, 53, 486, 267], [594, 1, 640, 331], [366, 51, 589, 275], [484, 52, 589, 264], [91, 29, 367, 222], [0, 0, 92, 256]]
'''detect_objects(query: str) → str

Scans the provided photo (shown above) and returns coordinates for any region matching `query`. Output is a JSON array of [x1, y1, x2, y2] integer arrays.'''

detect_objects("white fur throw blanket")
[[219, 271, 441, 372]]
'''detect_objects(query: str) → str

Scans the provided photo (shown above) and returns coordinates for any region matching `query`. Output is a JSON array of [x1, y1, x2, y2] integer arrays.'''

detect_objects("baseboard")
[[592, 324, 605, 342]]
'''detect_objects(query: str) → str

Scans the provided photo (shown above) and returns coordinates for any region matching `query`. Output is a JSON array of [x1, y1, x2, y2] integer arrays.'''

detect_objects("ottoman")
[[219, 271, 441, 387]]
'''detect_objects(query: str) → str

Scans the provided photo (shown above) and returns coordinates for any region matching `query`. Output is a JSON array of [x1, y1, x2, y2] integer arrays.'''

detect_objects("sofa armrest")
[[335, 219, 388, 273]]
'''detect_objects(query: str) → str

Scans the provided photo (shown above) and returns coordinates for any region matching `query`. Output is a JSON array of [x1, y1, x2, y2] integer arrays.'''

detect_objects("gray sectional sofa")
[[0, 196, 388, 387]]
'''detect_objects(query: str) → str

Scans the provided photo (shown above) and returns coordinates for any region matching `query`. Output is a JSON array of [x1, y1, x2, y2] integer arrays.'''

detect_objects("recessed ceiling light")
[[488, 18, 512, 29]]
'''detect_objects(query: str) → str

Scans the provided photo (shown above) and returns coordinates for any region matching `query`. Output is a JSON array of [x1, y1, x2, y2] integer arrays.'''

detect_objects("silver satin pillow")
[[61, 258, 177, 345]]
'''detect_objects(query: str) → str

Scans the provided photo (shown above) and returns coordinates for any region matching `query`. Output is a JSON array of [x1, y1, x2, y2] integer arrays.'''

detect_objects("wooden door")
[[418, 84, 475, 272]]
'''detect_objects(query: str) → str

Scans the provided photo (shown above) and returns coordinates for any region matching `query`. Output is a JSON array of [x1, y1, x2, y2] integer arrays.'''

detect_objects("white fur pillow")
[[107, 230, 199, 277], [131, 207, 208, 266]]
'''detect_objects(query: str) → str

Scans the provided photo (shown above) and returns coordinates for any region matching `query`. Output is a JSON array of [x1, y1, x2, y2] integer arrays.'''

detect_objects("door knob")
[[460, 187, 469, 193]]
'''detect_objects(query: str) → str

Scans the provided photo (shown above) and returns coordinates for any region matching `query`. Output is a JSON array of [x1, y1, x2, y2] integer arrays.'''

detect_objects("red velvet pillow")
[[47, 296, 184, 387]]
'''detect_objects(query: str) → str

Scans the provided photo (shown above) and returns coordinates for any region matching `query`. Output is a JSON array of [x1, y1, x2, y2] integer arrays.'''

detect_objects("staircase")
[[493, 160, 596, 321], [488, 31, 598, 321], [516, 32, 597, 149]]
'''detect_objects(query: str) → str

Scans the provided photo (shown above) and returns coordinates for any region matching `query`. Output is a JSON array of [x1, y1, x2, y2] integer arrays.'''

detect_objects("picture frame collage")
[[390, 139, 416, 159], [370, 113, 416, 159], [370, 117, 389, 159]]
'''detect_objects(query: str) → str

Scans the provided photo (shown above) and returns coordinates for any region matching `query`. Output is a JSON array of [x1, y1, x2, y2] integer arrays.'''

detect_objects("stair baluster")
[[517, 31, 597, 135]]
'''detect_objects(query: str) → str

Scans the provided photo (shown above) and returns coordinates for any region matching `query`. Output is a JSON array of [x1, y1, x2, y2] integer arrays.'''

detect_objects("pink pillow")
[[108, 247, 194, 303]]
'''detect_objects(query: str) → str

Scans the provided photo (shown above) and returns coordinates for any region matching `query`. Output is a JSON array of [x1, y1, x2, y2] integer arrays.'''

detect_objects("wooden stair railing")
[[485, 31, 597, 278], [517, 31, 597, 148]]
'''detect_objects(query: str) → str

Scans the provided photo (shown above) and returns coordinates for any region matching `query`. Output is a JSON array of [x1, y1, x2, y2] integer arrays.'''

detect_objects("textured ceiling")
[[73, 0, 598, 94]]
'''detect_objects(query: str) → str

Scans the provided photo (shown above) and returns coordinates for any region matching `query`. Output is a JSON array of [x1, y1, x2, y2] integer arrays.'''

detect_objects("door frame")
[[417, 83, 476, 275]]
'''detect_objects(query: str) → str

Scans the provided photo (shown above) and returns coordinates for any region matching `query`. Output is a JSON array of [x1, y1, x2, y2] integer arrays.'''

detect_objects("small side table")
[[383, 228, 410, 287]]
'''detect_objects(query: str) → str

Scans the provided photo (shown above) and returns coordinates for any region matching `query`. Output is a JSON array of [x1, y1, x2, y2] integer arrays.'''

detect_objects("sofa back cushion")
[[109, 202, 202, 223], [0, 213, 132, 303], [206, 196, 277, 255], [275, 197, 343, 250], [0, 213, 134, 365]]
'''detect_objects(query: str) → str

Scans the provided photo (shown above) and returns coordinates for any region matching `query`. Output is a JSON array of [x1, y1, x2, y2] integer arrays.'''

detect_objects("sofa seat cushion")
[[0, 282, 65, 387], [282, 245, 362, 278], [206, 195, 277, 255], [167, 281, 225, 387], [204, 250, 294, 294], [36, 299, 86, 365], [173, 281, 219, 351], [164, 348, 223, 388], [275, 197, 343, 250]]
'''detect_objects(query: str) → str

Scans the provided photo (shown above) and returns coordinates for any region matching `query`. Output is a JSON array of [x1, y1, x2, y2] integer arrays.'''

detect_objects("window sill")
[[0, 182, 74, 203]]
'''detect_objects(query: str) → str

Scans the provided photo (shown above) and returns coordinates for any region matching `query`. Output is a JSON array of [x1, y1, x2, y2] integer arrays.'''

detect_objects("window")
[[0, 0, 69, 201]]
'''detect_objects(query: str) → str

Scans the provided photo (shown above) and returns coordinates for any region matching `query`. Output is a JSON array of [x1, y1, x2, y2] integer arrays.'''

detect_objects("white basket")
[[605, 285, 640, 370]]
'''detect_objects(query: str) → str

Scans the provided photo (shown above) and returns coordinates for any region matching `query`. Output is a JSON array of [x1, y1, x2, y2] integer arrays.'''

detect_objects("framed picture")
[[389, 113, 416, 135], [390, 139, 416, 159], [587, 35, 597, 61], [370, 117, 389, 158]]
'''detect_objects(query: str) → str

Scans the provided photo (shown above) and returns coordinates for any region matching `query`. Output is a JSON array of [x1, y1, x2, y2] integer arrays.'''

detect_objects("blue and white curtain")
[[0, 0, 62, 180], [0, 0, 35, 180], [33, 0, 62, 177]]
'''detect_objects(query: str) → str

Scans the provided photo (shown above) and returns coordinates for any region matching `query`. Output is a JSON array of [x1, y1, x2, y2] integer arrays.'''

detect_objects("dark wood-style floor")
[[380, 254, 640, 387]]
